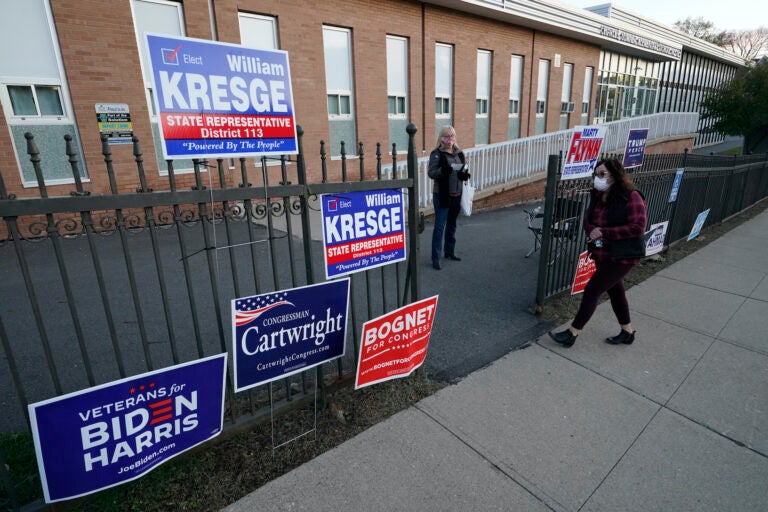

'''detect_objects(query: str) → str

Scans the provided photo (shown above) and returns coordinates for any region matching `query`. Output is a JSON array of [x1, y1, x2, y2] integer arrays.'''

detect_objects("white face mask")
[[594, 175, 610, 191]]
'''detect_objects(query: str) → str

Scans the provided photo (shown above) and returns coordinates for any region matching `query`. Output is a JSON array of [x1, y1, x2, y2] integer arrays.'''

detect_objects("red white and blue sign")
[[562, 126, 607, 180], [355, 295, 439, 389], [320, 189, 407, 279], [145, 33, 297, 159], [232, 278, 350, 392], [622, 128, 649, 169], [28, 354, 227, 503]]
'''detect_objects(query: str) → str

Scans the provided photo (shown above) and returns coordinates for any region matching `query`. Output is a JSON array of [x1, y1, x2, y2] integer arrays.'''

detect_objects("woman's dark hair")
[[595, 157, 635, 204]]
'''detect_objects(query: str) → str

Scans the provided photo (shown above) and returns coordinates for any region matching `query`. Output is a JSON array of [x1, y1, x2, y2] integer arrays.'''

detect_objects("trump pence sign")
[[145, 34, 297, 159]]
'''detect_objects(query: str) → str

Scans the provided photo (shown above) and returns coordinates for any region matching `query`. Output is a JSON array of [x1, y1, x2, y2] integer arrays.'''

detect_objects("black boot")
[[548, 329, 578, 347], [605, 330, 635, 345]]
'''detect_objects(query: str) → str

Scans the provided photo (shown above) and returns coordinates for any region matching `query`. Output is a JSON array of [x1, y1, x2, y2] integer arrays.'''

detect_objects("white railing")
[[384, 112, 699, 208]]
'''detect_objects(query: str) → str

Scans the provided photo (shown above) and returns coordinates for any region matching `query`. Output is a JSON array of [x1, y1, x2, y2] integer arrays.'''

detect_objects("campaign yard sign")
[[321, 189, 406, 279], [688, 209, 711, 241], [233, 278, 350, 392], [145, 34, 297, 159], [669, 168, 684, 202], [355, 295, 438, 389], [622, 128, 649, 169], [571, 251, 597, 295], [28, 354, 227, 503], [562, 126, 607, 180], [645, 221, 669, 256]]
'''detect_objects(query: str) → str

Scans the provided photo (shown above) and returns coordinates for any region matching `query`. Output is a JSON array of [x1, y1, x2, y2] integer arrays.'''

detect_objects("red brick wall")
[[0, 0, 606, 196]]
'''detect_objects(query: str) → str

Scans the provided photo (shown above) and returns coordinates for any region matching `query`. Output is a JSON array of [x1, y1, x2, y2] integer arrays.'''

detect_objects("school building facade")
[[0, 0, 747, 197]]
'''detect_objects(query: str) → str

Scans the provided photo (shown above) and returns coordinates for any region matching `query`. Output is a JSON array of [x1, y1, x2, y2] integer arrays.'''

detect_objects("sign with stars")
[[232, 278, 350, 392], [28, 354, 227, 503], [355, 295, 439, 389]]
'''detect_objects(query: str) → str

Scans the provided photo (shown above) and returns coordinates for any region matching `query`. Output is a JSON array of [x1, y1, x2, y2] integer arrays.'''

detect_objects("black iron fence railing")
[[535, 151, 768, 305]]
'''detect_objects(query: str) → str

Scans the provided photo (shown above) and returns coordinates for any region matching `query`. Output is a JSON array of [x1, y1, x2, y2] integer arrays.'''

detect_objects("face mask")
[[594, 176, 610, 191]]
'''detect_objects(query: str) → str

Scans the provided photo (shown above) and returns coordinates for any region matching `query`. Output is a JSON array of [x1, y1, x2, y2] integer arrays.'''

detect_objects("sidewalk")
[[224, 208, 768, 512]]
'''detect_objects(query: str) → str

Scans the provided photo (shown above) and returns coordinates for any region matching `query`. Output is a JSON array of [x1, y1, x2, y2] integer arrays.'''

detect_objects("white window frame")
[[509, 55, 523, 118], [238, 13, 278, 50], [323, 26, 354, 120], [582, 67, 593, 115], [536, 60, 549, 117], [476, 50, 491, 117], [435, 43, 453, 119], [131, 0, 190, 175], [386, 35, 408, 119], [0, 0, 84, 187]]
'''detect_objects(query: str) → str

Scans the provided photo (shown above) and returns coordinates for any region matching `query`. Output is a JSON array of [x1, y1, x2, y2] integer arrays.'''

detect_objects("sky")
[[561, 0, 764, 31]]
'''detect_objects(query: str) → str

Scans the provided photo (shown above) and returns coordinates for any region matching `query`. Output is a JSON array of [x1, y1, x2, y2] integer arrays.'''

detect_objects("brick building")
[[0, 0, 747, 197]]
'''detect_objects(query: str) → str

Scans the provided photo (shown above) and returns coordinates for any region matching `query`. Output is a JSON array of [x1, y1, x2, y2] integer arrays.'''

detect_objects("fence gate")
[[0, 124, 423, 506]]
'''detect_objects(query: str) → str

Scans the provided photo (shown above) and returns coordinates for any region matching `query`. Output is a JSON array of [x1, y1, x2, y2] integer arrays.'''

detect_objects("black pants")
[[572, 260, 634, 330]]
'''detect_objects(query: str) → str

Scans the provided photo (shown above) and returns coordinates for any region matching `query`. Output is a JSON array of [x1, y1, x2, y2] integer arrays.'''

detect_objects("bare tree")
[[723, 28, 768, 62]]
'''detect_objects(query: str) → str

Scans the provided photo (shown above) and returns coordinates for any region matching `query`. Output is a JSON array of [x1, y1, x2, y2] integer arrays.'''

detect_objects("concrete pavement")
[[224, 205, 768, 512]]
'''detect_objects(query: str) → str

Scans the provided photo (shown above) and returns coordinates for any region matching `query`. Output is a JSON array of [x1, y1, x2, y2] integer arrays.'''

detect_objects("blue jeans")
[[432, 193, 462, 263]]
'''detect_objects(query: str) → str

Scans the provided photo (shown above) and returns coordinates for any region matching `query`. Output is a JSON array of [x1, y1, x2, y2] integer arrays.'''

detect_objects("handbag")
[[460, 181, 475, 216]]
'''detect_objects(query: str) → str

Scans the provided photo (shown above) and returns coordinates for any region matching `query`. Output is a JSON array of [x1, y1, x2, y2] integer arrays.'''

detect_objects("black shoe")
[[548, 329, 577, 347], [445, 254, 462, 261], [432, 261, 441, 270], [605, 330, 635, 345]]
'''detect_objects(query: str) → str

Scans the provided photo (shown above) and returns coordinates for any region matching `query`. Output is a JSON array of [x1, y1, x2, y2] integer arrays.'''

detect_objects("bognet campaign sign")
[[232, 279, 350, 392], [571, 251, 597, 295], [321, 190, 407, 279], [145, 33, 297, 159], [355, 295, 438, 389], [562, 126, 607, 180], [28, 354, 227, 503]]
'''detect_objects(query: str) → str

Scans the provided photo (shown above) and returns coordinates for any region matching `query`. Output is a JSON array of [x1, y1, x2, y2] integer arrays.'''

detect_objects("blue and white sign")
[[145, 34, 298, 159], [320, 190, 407, 279], [688, 209, 711, 241], [29, 354, 227, 503], [622, 128, 649, 169], [645, 221, 669, 256], [232, 279, 350, 392], [669, 168, 684, 202]]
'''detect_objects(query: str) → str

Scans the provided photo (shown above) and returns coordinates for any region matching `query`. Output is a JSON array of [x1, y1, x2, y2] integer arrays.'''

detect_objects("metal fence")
[[534, 151, 768, 304], [382, 112, 700, 208], [0, 124, 424, 506]]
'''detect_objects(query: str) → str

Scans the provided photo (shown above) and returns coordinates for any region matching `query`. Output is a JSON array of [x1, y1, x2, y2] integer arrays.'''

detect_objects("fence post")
[[407, 123, 420, 304], [534, 154, 561, 308]]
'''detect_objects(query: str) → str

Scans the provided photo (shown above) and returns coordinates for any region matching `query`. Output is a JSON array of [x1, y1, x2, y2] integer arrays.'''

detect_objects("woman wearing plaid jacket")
[[549, 158, 647, 348]]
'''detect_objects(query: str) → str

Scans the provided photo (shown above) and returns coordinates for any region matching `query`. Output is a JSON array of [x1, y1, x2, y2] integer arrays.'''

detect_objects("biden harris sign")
[[28, 354, 227, 503], [145, 34, 297, 159]]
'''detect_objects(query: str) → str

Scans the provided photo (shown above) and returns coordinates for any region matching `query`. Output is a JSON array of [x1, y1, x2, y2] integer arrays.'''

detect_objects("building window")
[[561, 63, 573, 110], [323, 26, 354, 119], [132, 0, 188, 174], [509, 55, 523, 117], [323, 26, 356, 156], [239, 13, 278, 49], [476, 50, 491, 117], [7, 85, 64, 117], [536, 59, 549, 134], [582, 67, 593, 115], [1, 0, 85, 185], [435, 43, 453, 118], [386, 36, 408, 117]]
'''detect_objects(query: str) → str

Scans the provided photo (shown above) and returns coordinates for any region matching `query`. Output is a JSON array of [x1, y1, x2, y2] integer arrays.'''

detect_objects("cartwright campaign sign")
[[28, 354, 227, 503], [145, 34, 297, 159], [321, 190, 406, 279], [232, 279, 350, 392]]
